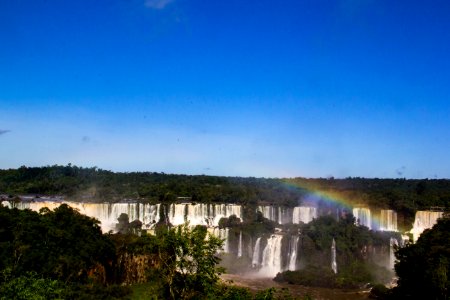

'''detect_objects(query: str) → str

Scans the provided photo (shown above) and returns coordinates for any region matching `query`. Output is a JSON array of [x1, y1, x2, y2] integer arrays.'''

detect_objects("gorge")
[[2, 198, 443, 279]]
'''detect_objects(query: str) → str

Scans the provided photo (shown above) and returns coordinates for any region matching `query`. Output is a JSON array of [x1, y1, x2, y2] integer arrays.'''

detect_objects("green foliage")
[[0, 204, 131, 299], [275, 215, 397, 289], [115, 213, 143, 235], [391, 215, 450, 299], [0, 165, 304, 205], [369, 284, 390, 299], [154, 223, 224, 300], [0, 204, 115, 283], [211, 284, 253, 300], [0, 269, 65, 300], [274, 267, 336, 288], [4, 166, 448, 219]]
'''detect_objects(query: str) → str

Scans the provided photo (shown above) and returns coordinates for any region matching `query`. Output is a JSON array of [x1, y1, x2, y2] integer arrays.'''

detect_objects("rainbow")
[[280, 178, 389, 231]]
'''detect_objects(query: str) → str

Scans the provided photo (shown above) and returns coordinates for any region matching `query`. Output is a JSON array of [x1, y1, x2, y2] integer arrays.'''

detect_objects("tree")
[[392, 214, 449, 299], [0, 204, 115, 283], [156, 223, 224, 300]]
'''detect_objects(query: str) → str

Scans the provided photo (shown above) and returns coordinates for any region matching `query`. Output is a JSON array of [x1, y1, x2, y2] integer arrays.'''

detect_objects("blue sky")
[[1, 0, 449, 178]]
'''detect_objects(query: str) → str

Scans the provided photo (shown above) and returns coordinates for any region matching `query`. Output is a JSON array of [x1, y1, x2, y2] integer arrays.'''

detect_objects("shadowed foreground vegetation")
[[0, 204, 301, 299]]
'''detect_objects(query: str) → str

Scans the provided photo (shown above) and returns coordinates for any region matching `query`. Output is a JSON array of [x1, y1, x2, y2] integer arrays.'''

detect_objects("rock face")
[[117, 253, 159, 284]]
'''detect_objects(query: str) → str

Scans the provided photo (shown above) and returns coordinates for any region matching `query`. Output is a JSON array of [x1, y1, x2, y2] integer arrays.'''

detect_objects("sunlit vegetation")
[[273, 215, 396, 289], [1, 165, 449, 216], [0, 166, 449, 299], [0, 204, 296, 299]]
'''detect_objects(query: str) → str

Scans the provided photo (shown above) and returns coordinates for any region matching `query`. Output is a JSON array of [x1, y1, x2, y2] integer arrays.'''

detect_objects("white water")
[[379, 210, 398, 231], [259, 234, 283, 277], [237, 231, 243, 257], [10, 201, 242, 232], [210, 227, 230, 253], [353, 208, 372, 229], [331, 238, 337, 274], [13, 201, 161, 231], [292, 206, 317, 224], [411, 211, 443, 242], [287, 235, 299, 271], [257, 206, 317, 225], [252, 237, 262, 267], [257, 206, 291, 224], [389, 237, 398, 270], [223, 228, 230, 253]]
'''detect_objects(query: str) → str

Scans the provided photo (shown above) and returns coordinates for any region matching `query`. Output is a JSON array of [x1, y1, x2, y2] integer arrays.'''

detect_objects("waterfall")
[[252, 237, 262, 267], [13, 201, 163, 232], [224, 228, 230, 253], [331, 238, 337, 274], [212, 204, 243, 226], [353, 208, 372, 229], [411, 211, 443, 242], [141, 203, 160, 229], [287, 235, 299, 271], [292, 206, 317, 224], [259, 234, 283, 277], [389, 238, 398, 270], [237, 231, 243, 257], [186, 203, 209, 226], [168, 203, 243, 227], [257, 206, 293, 224], [380, 210, 398, 231], [278, 207, 292, 224], [257, 206, 278, 223], [210, 227, 230, 253], [1, 201, 12, 208], [170, 204, 187, 226]]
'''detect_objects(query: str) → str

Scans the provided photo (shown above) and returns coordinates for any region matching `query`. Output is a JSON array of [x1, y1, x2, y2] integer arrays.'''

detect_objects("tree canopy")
[[391, 214, 449, 299]]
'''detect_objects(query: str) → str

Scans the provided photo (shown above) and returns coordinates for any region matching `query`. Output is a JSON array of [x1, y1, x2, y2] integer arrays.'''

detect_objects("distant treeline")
[[0, 165, 449, 213]]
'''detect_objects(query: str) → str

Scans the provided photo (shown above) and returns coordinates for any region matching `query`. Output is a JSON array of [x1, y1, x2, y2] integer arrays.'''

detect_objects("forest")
[[0, 165, 449, 299], [0, 202, 448, 299], [0, 165, 449, 213]]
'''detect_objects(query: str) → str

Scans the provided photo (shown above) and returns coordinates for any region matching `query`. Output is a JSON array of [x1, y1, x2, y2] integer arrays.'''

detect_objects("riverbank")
[[221, 274, 370, 300]]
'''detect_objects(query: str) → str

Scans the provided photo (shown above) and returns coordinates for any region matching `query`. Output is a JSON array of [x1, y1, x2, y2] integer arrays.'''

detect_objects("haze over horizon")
[[1, 0, 449, 179]]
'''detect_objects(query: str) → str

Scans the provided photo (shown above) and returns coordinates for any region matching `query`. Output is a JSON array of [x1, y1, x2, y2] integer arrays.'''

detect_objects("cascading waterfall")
[[212, 204, 243, 226], [10, 201, 243, 232], [258, 206, 279, 223], [237, 231, 243, 257], [292, 206, 317, 224], [287, 235, 299, 271], [170, 204, 188, 226], [221, 228, 230, 253], [389, 237, 398, 269], [331, 238, 337, 274], [353, 208, 372, 229], [411, 211, 443, 242], [13, 201, 150, 232], [252, 237, 262, 267], [380, 210, 398, 232], [210, 227, 230, 253], [277, 207, 291, 224], [257, 206, 318, 225], [259, 234, 283, 277], [257, 206, 291, 224], [140, 203, 160, 229]]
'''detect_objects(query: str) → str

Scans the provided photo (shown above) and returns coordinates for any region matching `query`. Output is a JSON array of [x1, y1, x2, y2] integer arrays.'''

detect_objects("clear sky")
[[1, 0, 449, 178]]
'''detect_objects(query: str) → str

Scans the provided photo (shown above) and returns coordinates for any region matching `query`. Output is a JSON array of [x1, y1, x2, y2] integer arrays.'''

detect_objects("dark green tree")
[[156, 223, 224, 300], [392, 214, 449, 299]]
